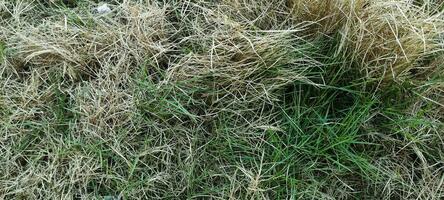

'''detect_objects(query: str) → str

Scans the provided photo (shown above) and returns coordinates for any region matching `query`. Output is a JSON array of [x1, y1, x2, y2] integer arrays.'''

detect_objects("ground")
[[0, 0, 444, 199]]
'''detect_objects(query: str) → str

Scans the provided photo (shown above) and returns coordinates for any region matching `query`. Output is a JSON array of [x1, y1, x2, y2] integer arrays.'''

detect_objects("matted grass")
[[0, 0, 443, 199]]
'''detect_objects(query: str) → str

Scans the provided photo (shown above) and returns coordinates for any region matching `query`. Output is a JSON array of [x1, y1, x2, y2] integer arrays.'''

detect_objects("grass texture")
[[0, 0, 444, 199]]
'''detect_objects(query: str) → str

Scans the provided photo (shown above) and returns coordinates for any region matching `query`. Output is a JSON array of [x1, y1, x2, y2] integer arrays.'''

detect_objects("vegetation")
[[0, 0, 443, 199]]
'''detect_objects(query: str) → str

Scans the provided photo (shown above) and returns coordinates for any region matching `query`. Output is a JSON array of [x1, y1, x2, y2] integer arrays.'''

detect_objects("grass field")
[[1, 0, 444, 199]]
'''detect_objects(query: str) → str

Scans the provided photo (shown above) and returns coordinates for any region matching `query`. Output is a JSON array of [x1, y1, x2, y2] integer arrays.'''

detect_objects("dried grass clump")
[[288, 0, 443, 83], [288, 0, 365, 35], [219, 0, 293, 29], [168, 31, 319, 110], [1, 1, 170, 81], [162, 1, 322, 116], [343, 0, 444, 82]]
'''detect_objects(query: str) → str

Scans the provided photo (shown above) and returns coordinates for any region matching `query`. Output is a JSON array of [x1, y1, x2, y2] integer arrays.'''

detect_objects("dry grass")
[[342, 0, 444, 82], [0, 0, 443, 199], [288, 0, 365, 35]]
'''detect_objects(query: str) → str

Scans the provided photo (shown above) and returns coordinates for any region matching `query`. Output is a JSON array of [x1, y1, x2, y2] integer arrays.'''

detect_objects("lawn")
[[0, 0, 443, 199]]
